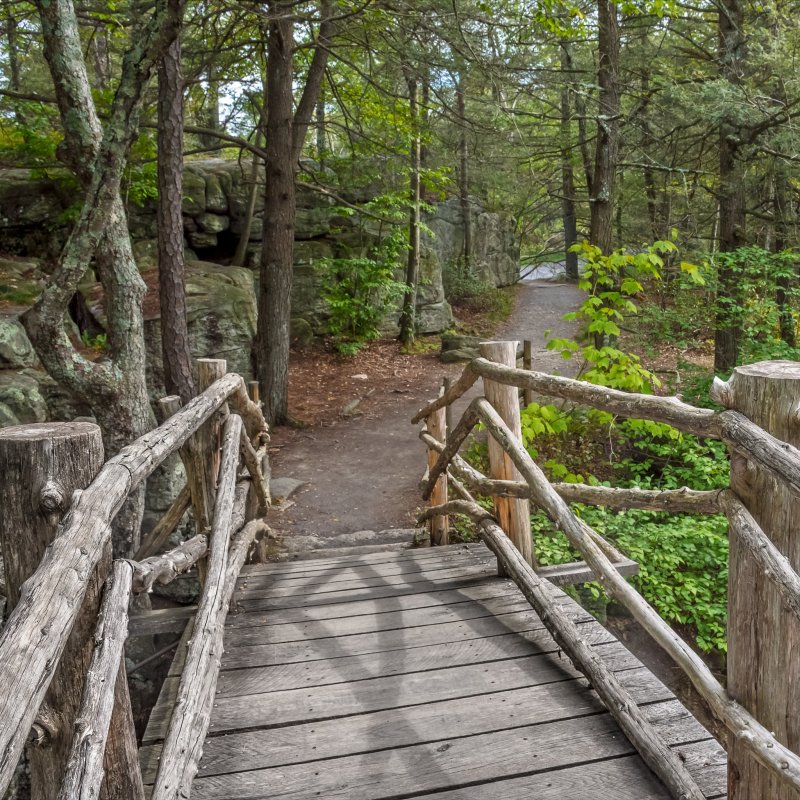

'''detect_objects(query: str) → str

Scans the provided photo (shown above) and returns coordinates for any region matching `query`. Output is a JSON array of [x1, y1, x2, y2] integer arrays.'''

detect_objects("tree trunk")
[[255, 0, 334, 426], [773, 165, 795, 346], [560, 44, 579, 281], [258, 1, 295, 426], [232, 131, 263, 268], [157, 23, 194, 404], [714, 0, 746, 373], [316, 89, 326, 164], [399, 72, 421, 347], [589, 0, 620, 255], [456, 73, 471, 267], [24, 0, 182, 554]]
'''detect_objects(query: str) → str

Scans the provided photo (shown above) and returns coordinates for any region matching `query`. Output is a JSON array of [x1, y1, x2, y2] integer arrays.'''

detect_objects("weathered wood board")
[[141, 543, 726, 799]]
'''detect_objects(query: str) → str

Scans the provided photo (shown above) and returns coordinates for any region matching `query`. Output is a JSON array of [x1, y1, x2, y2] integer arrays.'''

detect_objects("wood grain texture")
[[472, 396, 800, 792], [481, 519, 704, 800], [724, 362, 800, 800], [0, 423, 143, 800], [141, 546, 724, 799], [426, 403, 449, 545], [479, 341, 533, 566], [58, 560, 143, 800], [150, 414, 242, 800]]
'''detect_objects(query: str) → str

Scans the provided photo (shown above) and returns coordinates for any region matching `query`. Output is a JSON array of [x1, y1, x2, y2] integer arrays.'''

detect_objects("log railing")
[[415, 346, 800, 800], [0, 358, 270, 800]]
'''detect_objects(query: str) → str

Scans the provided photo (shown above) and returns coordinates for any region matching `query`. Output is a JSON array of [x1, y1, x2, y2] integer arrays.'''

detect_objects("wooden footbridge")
[[2, 349, 800, 799]]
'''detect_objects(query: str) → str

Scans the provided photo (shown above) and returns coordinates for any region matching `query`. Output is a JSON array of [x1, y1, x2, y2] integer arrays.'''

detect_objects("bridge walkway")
[[140, 543, 727, 800]]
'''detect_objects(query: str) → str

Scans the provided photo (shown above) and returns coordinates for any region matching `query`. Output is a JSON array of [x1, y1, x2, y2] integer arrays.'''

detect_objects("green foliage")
[[547, 240, 703, 393], [80, 330, 108, 352], [532, 506, 729, 653], [315, 195, 409, 354], [444, 258, 513, 320], [709, 246, 800, 362]]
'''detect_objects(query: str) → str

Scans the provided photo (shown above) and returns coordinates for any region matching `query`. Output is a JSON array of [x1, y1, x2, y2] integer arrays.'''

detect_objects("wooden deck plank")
[[141, 545, 726, 799], [222, 592, 539, 644], [237, 547, 489, 586], [228, 579, 534, 622], [239, 543, 486, 575], [189, 713, 659, 800], [218, 606, 597, 669], [236, 562, 497, 601], [141, 672, 699, 784]]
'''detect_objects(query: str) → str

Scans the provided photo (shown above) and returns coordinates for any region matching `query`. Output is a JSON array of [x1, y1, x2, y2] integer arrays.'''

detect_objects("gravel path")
[[267, 279, 583, 539]]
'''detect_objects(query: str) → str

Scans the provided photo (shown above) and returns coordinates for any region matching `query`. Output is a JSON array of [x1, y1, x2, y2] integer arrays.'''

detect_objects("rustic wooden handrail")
[[0, 366, 271, 800], [416, 379, 800, 793], [415, 351, 800, 797]]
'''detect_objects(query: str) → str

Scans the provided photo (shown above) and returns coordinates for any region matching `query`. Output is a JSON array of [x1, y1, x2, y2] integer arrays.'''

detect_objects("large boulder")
[[423, 197, 519, 289], [0, 370, 48, 425], [142, 261, 257, 394], [0, 313, 35, 368]]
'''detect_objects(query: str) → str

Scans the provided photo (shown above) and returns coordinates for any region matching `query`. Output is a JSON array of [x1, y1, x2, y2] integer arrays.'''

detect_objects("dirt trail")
[[267, 280, 583, 539]]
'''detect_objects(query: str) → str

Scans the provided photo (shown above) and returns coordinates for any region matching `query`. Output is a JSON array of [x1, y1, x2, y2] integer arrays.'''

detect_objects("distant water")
[[520, 260, 585, 282]]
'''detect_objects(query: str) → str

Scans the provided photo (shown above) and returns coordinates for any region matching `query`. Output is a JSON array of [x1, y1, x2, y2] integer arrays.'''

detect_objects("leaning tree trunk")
[[456, 72, 472, 268], [589, 0, 620, 256], [23, 0, 181, 554], [157, 19, 194, 404], [257, 0, 295, 426]]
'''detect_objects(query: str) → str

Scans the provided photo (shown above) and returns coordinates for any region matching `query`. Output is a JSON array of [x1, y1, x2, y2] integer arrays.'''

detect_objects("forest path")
[[267, 279, 583, 542]]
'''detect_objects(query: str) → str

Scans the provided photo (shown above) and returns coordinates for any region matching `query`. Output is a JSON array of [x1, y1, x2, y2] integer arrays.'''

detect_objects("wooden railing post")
[[522, 339, 533, 406], [719, 361, 800, 799], [0, 423, 140, 800], [478, 341, 534, 566], [426, 382, 449, 546]]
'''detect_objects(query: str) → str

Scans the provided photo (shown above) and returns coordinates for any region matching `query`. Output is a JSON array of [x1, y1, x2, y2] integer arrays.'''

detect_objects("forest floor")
[[266, 278, 584, 540]]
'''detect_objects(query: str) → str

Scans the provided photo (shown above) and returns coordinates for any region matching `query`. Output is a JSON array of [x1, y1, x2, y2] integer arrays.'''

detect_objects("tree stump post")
[[0, 423, 142, 800], [427, 383, 449, 546], [719, 361, 800, 799], [479, 341, 534, 566]]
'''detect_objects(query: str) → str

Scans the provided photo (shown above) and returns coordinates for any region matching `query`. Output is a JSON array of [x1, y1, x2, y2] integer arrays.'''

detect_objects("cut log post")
[[57, 560, 143, 800], [0, 374, 244, 799], [426, 391, 448, 546], [0, 423, 139, 800], [194, 359, 228, 584], [478, 341, 533, 566], [721, 361, 800, 799], [522, 339, 533, 406]]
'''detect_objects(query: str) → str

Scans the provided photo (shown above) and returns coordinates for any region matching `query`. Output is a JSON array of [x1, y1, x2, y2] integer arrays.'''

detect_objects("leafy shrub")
[[315, 196, 410, 354], [444, 258, 512, 318]]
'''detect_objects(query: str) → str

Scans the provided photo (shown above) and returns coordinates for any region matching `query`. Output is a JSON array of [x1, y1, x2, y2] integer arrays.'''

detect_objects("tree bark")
[[399, 70, 421, 347], [0, 423, 140, 800], [26, 0, 184, 554], [560, 44, 579, 280], [715, 0, 746, 373], [256, 0, 334, 426], [258, 0, 295, 426], [157, 18, 194, 404], [456, 73, 471, 267], [589, 0, 620, 255], [725, 363, 800, 800]]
